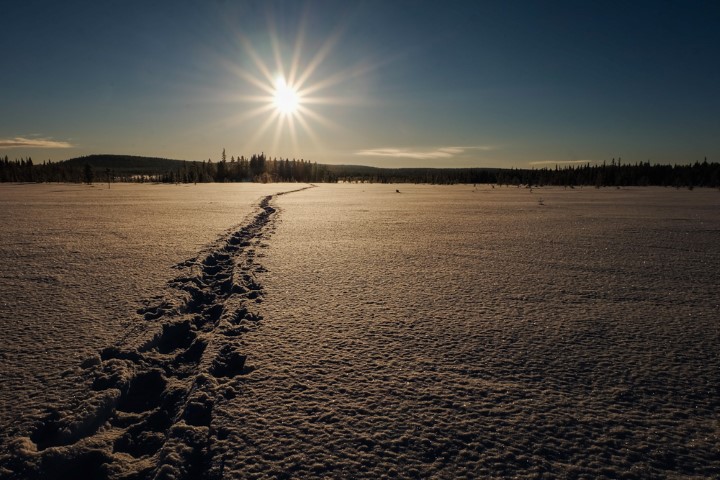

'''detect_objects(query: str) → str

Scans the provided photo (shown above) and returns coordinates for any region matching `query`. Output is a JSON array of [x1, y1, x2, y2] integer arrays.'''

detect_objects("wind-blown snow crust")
[[1, 184, 719, 479], [1, 185, 309, 479], [226, 185, 720, 478]]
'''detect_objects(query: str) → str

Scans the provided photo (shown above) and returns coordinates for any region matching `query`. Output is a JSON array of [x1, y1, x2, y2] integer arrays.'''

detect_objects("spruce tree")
[[83, 163, 94, 184]]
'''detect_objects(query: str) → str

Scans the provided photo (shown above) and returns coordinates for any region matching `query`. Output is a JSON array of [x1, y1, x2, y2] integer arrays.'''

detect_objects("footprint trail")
[[1, 189, 309, 480]]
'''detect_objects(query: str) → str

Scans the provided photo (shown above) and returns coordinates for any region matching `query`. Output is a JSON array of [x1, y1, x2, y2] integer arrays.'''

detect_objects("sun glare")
[[273, 78, 300, 115], [218, 13, 373, 156]]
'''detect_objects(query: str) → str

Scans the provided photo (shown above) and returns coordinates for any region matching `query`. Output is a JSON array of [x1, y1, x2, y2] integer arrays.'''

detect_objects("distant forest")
[[0, 152, 335, 184], [1, 153, 719, 188], [331, 158, 720, 189]]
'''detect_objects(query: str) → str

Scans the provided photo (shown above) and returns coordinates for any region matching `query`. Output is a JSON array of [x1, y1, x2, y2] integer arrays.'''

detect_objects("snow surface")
[[0, 183, 280, 431], [1, 183, 719, 479]]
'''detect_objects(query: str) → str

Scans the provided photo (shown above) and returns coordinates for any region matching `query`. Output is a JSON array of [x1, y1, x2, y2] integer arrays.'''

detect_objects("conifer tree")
[[83, 163, 94, 184]]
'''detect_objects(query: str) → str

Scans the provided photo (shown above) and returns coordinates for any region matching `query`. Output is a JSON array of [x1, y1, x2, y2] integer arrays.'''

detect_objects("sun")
[[218, 14, 372, 156], [273, 77, 300, 115]]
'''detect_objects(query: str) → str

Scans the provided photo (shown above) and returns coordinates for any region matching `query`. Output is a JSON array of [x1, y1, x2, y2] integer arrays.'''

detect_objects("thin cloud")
[[0, 137, 74, 148], [528, 160, 594, 166], [355, 145, 496, 160]]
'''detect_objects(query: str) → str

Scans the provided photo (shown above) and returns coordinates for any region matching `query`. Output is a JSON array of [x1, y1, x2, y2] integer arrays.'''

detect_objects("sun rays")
[[215, 13, 358, 158]]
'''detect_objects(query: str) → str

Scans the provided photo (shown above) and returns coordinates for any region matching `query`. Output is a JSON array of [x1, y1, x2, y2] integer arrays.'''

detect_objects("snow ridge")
[[1, 189, 309, 480]]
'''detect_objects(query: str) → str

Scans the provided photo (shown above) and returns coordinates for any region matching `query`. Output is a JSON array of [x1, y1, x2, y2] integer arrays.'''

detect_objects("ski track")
[[1, 188, 310, 480]]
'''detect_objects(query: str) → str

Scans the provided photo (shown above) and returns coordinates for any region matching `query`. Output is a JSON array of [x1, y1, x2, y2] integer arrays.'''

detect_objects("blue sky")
[[1, 0, 719, 168]]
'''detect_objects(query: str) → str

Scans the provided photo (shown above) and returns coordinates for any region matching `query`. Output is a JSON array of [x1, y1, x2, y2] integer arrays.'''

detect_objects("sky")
[[2, 0, 719, 168]]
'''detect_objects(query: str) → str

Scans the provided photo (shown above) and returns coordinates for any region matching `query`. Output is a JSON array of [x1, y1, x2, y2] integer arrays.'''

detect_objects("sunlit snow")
[[1, 183, 719, 478]]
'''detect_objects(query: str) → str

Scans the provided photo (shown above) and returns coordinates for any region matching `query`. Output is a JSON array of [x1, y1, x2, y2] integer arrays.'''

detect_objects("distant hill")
[[66, 157, 503, 180], [61, 154, 195, 175], [325, 164, 502, 184], [324, 164, 383, 177], [2, 153, 717, 187], [326, 164, 502, 175]]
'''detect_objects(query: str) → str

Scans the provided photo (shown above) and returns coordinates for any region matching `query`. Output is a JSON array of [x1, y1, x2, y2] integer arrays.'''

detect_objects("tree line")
[[1, 153, 719, 188], [0, 156, 82, 183], [0, 152, 336, 184], [333, 158, 720, 188], [153, 151, 336, 184]]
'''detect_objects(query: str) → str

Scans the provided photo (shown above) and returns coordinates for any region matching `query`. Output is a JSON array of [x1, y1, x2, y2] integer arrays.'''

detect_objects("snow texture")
[[221, 185, 720, 479], [0, 183, 281, 430], [1, 183, 720, 479], [0, 184, 300, 479]]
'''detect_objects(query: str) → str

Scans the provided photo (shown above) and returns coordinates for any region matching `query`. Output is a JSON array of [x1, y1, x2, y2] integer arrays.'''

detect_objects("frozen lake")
[[1, 183, 719, 478]]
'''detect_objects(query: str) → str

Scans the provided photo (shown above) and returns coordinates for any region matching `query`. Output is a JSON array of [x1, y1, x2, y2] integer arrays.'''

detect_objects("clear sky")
[[2, 0, 719, 168]]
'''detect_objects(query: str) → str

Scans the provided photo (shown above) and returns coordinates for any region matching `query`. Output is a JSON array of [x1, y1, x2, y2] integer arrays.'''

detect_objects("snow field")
[[228, 185, 720, 478], [0, 183, 281, 432], [1, 183, 719, 479]]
